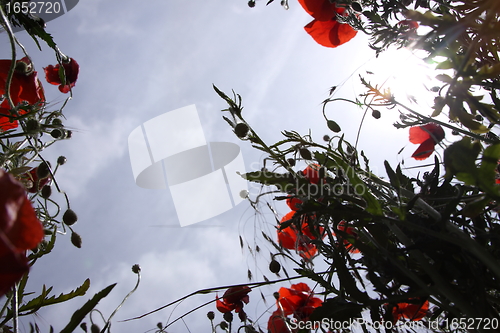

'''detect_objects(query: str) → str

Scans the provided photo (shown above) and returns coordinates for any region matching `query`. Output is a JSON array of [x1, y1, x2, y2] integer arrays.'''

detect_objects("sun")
[[362, 47, 443, 114]]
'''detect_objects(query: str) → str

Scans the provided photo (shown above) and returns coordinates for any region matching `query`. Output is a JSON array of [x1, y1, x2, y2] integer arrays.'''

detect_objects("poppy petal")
[[411, 138, 436, 160], [297, 0, 337, 21], [304, 19, 357, 48], [409, 123, 444, 144]]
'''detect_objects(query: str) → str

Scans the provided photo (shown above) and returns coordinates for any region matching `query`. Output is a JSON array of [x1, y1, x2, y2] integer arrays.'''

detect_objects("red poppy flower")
[[44, 57, 79, 93], [216, 285, 251, 313], [286, 196, 302, 211], [0, 169, 44, 296], [392, 299, 429, 321], [336, 220, 360, 254], [278, 211, 324, 259], [302, 164, 324, 184], [268, 310, 294, 333], [0, 57, 45, 130], [409, 123, 445, 160], [398, 20, 419, 32], [277, 283, 323, 321], [298, 0, 358, 48]]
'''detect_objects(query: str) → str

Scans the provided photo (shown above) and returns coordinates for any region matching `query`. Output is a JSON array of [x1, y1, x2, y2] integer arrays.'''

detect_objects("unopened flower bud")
[[234, 123, 249, 139], [41, 185, 52, 199], [323, 135, 330, 142], [80, 323, 87, 332], [37, 161, 51, 179], [63, 209, 78, 226], [26, 118, 40, 132], [269, 260, 281, 273], [51, 129, 63, 138], [287, 158, 295, 167], [57, 156, 67, 165], [157, 322, 163, 329], [52, 118, 63, 126], [220, 321, 228, 330], [207, 311, 215, 320], [223, 312, 233, 322], [248, 0, 255, 7], [273, 292, 280, 300], [71, 232, 82, 248], [90, 323, 100, 333], [372, 110, 381, 119], [299, 148, 312, 160], [132, 264, 141, 273]]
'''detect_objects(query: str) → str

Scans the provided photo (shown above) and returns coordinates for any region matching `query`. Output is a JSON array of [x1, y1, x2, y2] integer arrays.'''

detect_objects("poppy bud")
[[51, 129, 63, 139], [41, 185, 52, 199], [63, 209, 78, 225], [207, 311, 215, 320], [248, 0, 255, 7], [157, 322, 163, 329], [327, 120, 341, 133], [223, 312, 233, 322], [80, 322, 87, 332], [52, 118, 63, 126], [37, 162, 51, 179], [234, 123, 249, 138], [351, 2, 362, 11], [323, 135, 330, 142], [372, 110, 381, 119], [299, 148, 312, 160], [90, 323, 100, 333], [57, 156, 67, 165], [269, 259, 281, 273], [15, 60, 31, 74], [287, 158, 295, 167], [273, 292, 279, 300], [132, 264, 141, 273], [26, 118, 40, 132], [71, 232, 82, 248], [220, 321, 228, 330]]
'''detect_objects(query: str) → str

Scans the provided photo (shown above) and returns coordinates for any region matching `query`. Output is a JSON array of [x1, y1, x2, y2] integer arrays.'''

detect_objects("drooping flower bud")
[[63, 209, 78, 226], [71, 232, 82, 248]]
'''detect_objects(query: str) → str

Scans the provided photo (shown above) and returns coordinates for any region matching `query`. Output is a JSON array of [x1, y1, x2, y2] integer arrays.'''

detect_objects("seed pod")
[[207, 311, 215, 320], [132, 264, 141, 274], [63, 209, 78, 226], [71, 232, 82, 248], [269, 260, 281, 273]]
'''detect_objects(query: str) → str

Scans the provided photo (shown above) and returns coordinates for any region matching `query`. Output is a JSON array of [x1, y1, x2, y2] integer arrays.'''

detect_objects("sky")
[[0, 0, 446, 332]]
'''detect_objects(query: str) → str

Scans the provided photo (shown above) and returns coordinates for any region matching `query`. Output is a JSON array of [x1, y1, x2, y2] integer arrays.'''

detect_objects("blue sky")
[[0, 0, 445, 332]]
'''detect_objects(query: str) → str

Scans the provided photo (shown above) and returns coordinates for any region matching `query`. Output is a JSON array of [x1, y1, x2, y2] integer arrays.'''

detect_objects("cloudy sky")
[[0, 0, 444, 332]]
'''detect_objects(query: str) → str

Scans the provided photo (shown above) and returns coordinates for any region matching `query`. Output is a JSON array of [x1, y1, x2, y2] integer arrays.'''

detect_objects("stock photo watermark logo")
[[5, 0, 79, 32], [127, 105, 248, 227]]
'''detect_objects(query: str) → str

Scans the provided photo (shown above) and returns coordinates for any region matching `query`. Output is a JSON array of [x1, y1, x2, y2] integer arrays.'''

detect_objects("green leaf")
[[60, 283, 116, 333], [444, 137, 481, 183], [435, 60, 454, 70], [327, 120, 341, 133], [18, 279, 90, 315]]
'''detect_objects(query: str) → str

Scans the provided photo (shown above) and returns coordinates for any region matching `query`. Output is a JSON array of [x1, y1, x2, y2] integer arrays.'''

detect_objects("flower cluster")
[[0, 56, 79, 131]]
